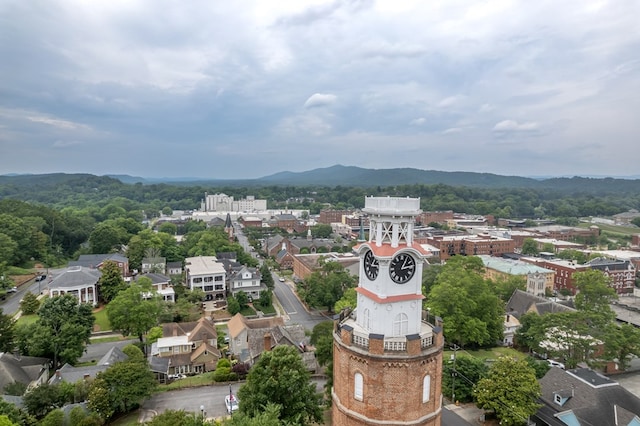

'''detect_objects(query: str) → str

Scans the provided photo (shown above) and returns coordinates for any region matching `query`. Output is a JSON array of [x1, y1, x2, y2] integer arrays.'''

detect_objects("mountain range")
[[3, 165, 640, 194]]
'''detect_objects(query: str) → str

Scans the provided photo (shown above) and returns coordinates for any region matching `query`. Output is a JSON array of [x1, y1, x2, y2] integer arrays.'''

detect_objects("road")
[[1, 269, 60, 316], [140, 379, 326, 421]]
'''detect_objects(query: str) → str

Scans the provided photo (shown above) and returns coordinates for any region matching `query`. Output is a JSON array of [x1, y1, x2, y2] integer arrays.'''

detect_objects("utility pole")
[[451, 343, 460, 403]]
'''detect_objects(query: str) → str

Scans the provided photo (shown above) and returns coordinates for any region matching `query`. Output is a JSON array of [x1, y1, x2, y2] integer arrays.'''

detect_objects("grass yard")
[[158, 372, 216, 391], [443, 346, 526, 363], [92, 307, 111, 332], [15, 314, 38, 326]]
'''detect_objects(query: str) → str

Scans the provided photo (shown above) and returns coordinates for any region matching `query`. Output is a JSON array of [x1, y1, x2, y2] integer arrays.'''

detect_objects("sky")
[[1, 0, 639, 180]]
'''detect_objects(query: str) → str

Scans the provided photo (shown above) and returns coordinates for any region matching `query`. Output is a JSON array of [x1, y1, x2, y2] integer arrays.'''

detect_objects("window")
[[422, 375, 431, 402], [215, 276, 223, 282], [204, 276, 213, 282], [393, 313, 409, 336], [363, 308, 370, 331], [193, 277, 203, 283], [354, 373, 363, 401], [204, 285, 213, 292]]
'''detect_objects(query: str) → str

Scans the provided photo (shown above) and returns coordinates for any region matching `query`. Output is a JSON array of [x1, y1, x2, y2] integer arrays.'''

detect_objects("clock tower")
[[332, 196, 443, 426]]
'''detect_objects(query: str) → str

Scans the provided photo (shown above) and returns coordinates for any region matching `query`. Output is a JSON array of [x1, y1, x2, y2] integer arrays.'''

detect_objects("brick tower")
[[332, 196, 443, 426]]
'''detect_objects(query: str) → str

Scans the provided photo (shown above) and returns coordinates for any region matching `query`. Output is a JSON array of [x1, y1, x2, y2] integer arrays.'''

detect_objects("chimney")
[[264, 332, 272, 352]]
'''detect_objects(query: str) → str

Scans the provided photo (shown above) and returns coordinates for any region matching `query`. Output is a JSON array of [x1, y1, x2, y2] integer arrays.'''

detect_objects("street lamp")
[[200, 405, 205, 420]]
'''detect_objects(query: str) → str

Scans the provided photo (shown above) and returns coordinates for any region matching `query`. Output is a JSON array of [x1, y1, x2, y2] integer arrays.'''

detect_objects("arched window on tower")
[[354, 372, 363, 401], [422, 375, 431, 403], [363, 308, 371, 331], [393, 312, 409, 336]]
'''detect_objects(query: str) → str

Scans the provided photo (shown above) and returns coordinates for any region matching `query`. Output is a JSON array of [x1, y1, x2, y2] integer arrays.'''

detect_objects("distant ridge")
[[2, 166, 640, 195]]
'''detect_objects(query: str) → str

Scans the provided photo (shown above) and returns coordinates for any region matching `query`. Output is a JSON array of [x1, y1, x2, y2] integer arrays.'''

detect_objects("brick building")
[[425, 233, 515, 262], [520, 257, 589, 296], [319, 209, 354, 224], [585, 257, 636, 295]]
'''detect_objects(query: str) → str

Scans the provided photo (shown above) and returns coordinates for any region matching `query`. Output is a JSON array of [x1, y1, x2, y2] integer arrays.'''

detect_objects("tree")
[[310, 321, 334, 368], [39, 409, 64, 426], [19, 292, 40, 315], [97, 260, 126, 303], [237, 345, 323, 426], [145, 409, 212, 426], [0, 309, 14, 353], [88, 222, 128, 253], [300, 260, 356, 313], [521, 238, 538, 256], [260, 264, 273, 290], [235, 291, 249, 310], [602, 322, 640, 371], [0, 399, 33, 426], [442, 354, 488, 403], [222, 403, 283, 426], [333, 287, 357, 313], [428, 256, 504, 347], [310, 224, 332, 238], [17, 294, 94, 369], [23, 383, 65, 419], [491, 275, 526, 303], [574, 269, 617, 325], [88, 358, 157, 421], [474, 356, 541, 426], [107, 280, 161, 342]]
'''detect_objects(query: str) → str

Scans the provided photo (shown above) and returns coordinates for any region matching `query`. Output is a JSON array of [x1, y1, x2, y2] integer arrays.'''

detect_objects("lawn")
[[15, 314, 38, 326], [443, 346, 526, 363], [92, 307, 111, 332]]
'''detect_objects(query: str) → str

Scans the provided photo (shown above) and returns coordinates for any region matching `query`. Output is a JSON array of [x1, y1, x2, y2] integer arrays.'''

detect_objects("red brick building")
[[319, 209, 354, 224], [520, 257, 589, 295], [425, 234, 516, 262]]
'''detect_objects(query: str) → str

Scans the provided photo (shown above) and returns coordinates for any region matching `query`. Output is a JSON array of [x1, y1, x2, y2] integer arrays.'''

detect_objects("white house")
[[48, 266, 100, 306], [228, 266, 265, 300], [185, 256, 226, 301]]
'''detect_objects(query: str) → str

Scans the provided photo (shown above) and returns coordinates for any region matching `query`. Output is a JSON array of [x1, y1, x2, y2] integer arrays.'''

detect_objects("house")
[[502, 314, 520, 347], [167, 261, 183, 276], [0, 352, 49, 392], [69, 253, 129, 277], [226, 314, 317, 372], [49, 347, 128, 385], [137, 273, 175, 302], [153, 317, 221, 375], [48, 266, 101, 306], [184, 256, 227, 302], [292, 252, 360, 281], [506, 289, 576, 319], [141, 256, 166, 274], [228, 266, 265, 300], [533, 367, 640, 425]]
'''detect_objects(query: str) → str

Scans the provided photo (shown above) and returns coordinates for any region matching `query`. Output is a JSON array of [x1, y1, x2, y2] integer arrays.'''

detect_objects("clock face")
[[389, 252, 416, 284], [363, 250, 379, 281]]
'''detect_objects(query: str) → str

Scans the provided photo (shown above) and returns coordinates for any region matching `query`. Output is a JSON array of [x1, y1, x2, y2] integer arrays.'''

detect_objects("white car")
[[168, 373, 186, 380], [279, 277, 285, 282], [225, 394, 239, 414], [548, 360, 565, 369]]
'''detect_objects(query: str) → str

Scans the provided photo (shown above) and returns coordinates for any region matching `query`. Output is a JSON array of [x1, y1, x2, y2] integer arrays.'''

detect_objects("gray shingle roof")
[[69, 254, 128, 268], [506, 289, 576, 318], [536, 367, 640, 426]]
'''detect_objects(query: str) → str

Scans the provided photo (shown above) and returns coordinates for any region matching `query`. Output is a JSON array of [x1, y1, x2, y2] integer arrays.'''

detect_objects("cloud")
[[410, 118, 426, 126], [493, 120, 540, 132], [442, 127, 462, 134], [52, 140, 85, 148], [304, 93, 337, 109]]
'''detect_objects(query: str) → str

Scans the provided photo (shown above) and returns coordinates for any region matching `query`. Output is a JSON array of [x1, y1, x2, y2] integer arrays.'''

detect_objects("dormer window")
[[554, 394, 562, 405]]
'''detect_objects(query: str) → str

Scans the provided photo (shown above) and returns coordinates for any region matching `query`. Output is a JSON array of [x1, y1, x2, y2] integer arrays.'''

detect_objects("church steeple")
[[224, 213, 233, 240]]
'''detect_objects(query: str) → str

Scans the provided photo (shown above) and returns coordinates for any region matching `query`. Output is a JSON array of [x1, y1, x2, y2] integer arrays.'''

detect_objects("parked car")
[[225, 394, 239, 414], [35, 274, 46, 282], [548, 360, 565, 369], [168, 373, 186, 380], [279, 277, 285, 282], [6, 287, 17, 293]]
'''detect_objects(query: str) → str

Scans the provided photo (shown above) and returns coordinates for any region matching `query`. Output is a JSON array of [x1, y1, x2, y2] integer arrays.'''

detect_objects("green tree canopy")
[[0, 309, 14, 353], [521, 238, 538, 256], [107, 280, 161, 341], [88, 358, 157, 421], [299, 259, 356, 313], [237, 345, 323, 426], [474, 356, 541, 426], [443, 354, 488, 403], [16, 294, 94, 369], [428, 256, 504, 347], [97, 260, 126, 303]]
